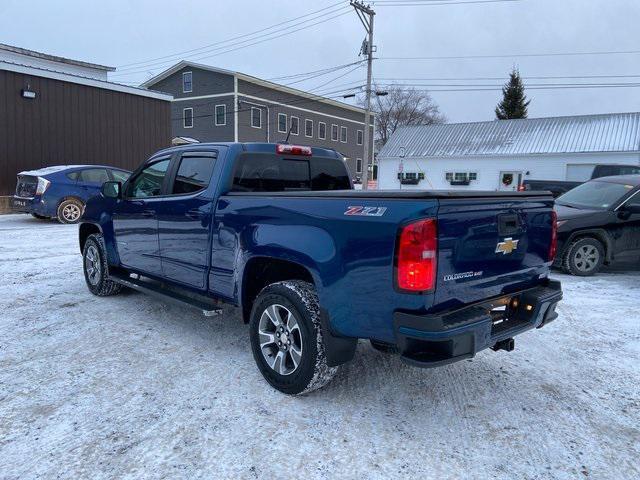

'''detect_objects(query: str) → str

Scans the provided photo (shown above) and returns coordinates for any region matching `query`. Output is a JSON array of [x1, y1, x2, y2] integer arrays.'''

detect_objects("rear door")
[[434, 195, 554, 310], [157, 151, 218, 289], [112, 157, 172, 276]]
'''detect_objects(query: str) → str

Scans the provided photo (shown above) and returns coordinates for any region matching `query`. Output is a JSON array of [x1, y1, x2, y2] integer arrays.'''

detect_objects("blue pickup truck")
[[79, 142, 562, 394]]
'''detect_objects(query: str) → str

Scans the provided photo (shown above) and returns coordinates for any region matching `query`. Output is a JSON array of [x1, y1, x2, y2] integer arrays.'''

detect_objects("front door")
[[112, 157, 171, 276], [614, 191, 640, 256], [157, 151, 218, 289], [499, 171, 523, 191]]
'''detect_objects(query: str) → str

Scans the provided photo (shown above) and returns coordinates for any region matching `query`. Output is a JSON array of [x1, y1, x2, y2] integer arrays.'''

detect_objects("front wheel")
[[83, 234, 122, 296], [249, 280, 338, 395], [562, 237, 605, 276]]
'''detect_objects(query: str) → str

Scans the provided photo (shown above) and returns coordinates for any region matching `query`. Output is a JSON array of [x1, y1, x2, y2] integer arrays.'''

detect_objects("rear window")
[[231, 154, 350, 192]]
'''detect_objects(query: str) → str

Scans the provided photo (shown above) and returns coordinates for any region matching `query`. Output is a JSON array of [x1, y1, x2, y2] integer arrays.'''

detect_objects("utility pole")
[[351, 1, 375, 190]]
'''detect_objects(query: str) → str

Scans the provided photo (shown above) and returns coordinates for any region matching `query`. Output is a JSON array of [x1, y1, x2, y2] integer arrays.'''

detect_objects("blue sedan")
[[12, 165, 130, 223]]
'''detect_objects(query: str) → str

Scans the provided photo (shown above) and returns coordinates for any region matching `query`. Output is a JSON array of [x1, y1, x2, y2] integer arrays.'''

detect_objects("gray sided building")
[[141, 61, 374, 181]]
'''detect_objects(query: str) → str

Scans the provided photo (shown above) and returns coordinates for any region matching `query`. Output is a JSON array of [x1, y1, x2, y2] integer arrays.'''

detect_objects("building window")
[[318, 122, 326, 140], [340, 126, 347, 143], [357, 129, 363, 145], [290, 116, 299, 135], [446, 172, 477, 184], [356, 158, 363, 174], [468, 172, 478, 180], [183, 71, 193, 93], [183, 108, 193, 128], [251, 107, 262, 129], [215, 104, 226, 126], [305, 119, 313, 138], [331, 124, 339, 141], [278, 113, 287, 133]]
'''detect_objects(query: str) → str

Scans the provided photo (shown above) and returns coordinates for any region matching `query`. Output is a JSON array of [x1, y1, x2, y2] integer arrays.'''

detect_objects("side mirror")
[[621, 204, 640, 215], [102, 181, 122, 199]]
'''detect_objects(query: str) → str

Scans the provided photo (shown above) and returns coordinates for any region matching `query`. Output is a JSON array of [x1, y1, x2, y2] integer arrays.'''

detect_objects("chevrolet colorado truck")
[[79, 142, 563, 395]]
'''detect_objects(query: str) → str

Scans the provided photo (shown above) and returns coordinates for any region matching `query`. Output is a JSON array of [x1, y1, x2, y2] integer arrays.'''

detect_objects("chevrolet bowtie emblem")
[[496, 237, 519, 255]]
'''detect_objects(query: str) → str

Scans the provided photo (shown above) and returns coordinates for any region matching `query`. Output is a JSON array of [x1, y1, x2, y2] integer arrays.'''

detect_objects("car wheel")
[[31, 213, 48, 220], [57, 198, 84, 224], [249, 280, 338, 395], [563, 237, 605, 276], [83, 234, 122, 296]]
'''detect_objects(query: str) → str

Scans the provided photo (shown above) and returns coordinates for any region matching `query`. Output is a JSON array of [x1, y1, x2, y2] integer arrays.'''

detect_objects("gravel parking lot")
[[1, 213, 638, 480]]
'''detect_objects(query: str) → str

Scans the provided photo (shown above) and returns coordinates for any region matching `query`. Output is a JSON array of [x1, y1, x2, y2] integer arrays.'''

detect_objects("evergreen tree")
[[495, 68, 530, 120]]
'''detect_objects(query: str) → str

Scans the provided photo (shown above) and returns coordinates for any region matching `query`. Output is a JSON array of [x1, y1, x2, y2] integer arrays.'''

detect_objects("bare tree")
[[367, 85, 446, 148]]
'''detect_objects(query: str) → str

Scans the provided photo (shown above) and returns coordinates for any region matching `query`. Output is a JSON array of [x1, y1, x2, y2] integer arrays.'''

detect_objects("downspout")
[[233, 75, 238, 142]]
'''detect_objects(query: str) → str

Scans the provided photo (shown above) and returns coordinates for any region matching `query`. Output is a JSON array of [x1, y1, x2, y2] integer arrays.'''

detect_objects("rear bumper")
[[393, 279, 562, 368], [11, 195, 49, 216]]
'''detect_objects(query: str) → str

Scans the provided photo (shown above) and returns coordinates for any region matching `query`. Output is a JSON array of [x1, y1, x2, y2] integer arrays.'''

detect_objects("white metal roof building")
[[377, 112, 640, 191]]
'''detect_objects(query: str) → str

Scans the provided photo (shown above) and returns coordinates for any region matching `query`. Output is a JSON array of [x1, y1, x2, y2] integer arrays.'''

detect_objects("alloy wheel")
[[63, 203, 81, 222], [84, 245, 101, 285], [574, 245, 600, 273], [258, 304, 303, 376]]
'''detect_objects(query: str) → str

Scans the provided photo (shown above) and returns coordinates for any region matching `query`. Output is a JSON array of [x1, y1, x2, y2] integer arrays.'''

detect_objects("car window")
[[66, 171, 80, 181], [111, 170, 130, 183], [232, 154, 310, 192], [557, 181, 635, 210], [171, 154, 216, 195], [80, 168, 110, 184], [128, 159, 171, 198]]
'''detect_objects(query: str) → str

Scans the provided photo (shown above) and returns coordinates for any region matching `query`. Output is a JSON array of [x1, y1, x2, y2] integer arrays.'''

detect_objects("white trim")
[[251, 107, 262, 129], [331, 124, 339, 142], [182, 71, 193, 93], [305, 119, 313, 138], [171, 92, 233, 102], [290, 116, 300, 135], [233, 76, 238, 142], [183, 107, 194, 129], [318, 121, 327, 140], [0, 61, 172, 101], [278, 113, 288, 133], [357, 129, 364, 146], [356, 158, 363, 174], [238, 93, 368, 126], [340, 126, 348, 143], [215, 104, 226, 126]]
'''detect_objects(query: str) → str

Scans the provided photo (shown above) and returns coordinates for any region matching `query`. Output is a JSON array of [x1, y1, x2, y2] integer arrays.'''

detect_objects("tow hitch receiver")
[[492, 338, 515, 352]]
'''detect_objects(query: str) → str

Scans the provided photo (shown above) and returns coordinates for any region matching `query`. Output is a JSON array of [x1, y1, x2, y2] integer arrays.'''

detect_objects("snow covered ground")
[[0, 213, 638, 480]]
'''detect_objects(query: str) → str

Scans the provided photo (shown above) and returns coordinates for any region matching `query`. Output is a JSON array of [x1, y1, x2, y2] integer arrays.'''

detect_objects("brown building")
[[0, 44, 172, 205]]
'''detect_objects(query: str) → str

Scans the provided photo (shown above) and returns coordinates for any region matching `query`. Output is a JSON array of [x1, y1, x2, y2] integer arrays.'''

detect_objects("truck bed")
[[227, 189, 553, 199]]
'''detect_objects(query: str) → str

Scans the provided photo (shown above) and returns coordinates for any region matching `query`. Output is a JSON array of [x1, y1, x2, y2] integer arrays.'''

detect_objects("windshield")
[[556, 180, 635, 210]]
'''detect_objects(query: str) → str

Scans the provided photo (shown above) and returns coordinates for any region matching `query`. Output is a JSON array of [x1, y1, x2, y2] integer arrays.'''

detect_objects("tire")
[[249, 280, 338, 395], [562, 237, 605, 276], [82, 233, 122, 296], [31, 213, 48, 220], [57, 198, 84, 224]]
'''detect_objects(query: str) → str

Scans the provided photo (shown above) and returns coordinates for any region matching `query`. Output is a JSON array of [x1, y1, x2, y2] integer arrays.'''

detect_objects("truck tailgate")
[[433, 195, 554, 311]]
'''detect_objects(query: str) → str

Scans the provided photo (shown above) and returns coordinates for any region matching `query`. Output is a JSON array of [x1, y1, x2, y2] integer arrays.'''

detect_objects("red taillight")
[[396, 218, 437, 292], [549, 210, 558, 261], [276, 144, 312, 156]]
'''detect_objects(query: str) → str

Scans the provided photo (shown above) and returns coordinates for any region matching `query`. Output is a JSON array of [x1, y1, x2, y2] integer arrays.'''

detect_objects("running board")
[[110, 272, 223, 316]]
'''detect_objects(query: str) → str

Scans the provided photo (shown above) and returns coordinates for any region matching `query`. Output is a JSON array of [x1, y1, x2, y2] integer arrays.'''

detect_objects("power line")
[[377, 49, 640, 61], [112, 7, 351, 76], [116, 1, 346, 69], [375, 73, 640, 81], [372, 0, 521, 5]]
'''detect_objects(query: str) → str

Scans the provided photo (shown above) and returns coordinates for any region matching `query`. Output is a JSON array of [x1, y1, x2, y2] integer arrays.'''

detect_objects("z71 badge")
[[344, 206, 387, 217]]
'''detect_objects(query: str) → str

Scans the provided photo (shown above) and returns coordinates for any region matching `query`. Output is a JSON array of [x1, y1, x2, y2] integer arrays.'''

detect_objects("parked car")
[[12, 165, 131, 223], [78, 142, 562, 395], [555, 175, 640, 276], [520, 164, 640, 197]]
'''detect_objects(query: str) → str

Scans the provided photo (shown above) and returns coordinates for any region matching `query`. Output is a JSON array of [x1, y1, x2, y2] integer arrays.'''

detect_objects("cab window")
[[171, 153, 217, 195], [127, 159, 171, 198]]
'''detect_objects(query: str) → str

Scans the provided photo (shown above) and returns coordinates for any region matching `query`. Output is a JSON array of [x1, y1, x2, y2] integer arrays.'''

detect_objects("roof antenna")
[[283, 123, 293, 144]]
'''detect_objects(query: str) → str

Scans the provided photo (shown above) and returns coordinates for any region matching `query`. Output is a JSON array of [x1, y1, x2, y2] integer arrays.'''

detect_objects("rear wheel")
[[249, 280, 338, 395], [563, 237, 605, 276], [57, 198, 84, 224], [83, 234, 122, 296]]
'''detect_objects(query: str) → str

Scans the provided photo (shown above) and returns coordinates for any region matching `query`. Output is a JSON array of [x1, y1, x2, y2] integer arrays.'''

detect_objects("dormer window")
[[183, 71, 193, 93]]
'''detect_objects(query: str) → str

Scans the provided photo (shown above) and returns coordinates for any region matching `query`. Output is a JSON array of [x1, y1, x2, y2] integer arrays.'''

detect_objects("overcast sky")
[[1, 0, 638, 122]]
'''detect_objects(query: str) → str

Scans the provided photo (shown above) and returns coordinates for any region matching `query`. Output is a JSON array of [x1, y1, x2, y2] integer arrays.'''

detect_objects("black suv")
[[555, 175, 640, 275]]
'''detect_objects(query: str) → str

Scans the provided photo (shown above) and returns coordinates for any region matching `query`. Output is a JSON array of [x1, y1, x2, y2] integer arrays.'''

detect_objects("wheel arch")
[[79, 222, 103, 253], [561, 228, 614, 263]]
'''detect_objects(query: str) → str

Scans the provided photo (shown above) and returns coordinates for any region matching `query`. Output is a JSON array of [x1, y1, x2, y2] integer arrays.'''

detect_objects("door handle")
[[141, 210, 155, 218], [186, 209, 203, 220]]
